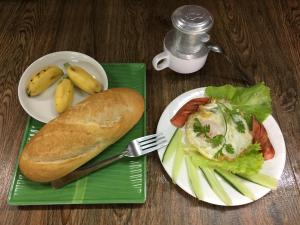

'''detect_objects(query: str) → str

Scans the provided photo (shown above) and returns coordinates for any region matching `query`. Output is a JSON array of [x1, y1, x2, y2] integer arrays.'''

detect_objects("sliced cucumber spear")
[[172, 144, 185, 183], [201, 167, 232, 206], [185, 156, 203, 200], [238, 173, 278, 190], [161, 128, 184, 183], [216, 169, 256, 200], [162, 129, 182, 162]]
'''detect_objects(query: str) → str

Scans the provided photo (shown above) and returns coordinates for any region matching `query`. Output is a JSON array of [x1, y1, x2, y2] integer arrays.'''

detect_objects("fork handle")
[[51, 151, 127, 189]]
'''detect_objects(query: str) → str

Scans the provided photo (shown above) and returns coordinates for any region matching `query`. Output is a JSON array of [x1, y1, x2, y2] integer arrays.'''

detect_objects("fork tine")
[[136, 133, 163, 143], [139, 142, 168, 155], [140, 138, 167, 150], [139, 135, 165, 147]]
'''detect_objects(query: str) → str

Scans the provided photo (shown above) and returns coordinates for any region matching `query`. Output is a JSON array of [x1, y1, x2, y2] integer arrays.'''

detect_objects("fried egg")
[[185, 102, 252, 160]]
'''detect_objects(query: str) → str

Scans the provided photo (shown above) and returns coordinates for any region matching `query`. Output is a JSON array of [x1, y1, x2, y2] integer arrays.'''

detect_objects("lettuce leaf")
[[205, 83, 272, 123], [190, 143, 264, 175]]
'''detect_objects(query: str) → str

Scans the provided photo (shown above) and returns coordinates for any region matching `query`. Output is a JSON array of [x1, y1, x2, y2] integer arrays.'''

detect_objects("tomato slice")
[[170, 97, 210, 128], [252, 117, 275, 160]]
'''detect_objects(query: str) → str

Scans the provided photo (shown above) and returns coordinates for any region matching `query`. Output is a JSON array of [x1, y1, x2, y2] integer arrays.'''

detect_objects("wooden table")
[[1, 0, 299, 224]]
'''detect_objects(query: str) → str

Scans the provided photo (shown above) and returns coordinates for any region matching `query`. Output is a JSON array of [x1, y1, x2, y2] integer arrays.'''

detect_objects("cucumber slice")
[[238, 173, 278, 190], [162, 129, 182, 162], [216, 169, 256, 200], [185, 156, 203, 200], [201, 167, 232, 205], [172, 144, 185, 183]]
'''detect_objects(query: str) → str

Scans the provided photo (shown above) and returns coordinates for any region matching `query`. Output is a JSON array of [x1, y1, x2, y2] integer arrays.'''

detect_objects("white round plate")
[[156, 88, 286, 206], [18, 51, 108, 123]]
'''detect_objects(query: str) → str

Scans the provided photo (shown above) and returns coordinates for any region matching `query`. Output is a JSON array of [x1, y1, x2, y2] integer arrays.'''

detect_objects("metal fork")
[[51, 133, 167, 189]]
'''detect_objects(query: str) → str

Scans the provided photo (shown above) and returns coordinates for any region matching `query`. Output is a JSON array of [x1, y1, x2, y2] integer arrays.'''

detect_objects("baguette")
[[19, 88, 144, 182]]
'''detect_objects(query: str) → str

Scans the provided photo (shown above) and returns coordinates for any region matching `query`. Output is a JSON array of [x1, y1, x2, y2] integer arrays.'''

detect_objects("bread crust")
[[19, 88, 144, 182]]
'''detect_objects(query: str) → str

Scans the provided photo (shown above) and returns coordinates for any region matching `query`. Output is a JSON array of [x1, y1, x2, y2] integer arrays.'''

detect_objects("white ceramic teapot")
[[153, 5, 222, 74]]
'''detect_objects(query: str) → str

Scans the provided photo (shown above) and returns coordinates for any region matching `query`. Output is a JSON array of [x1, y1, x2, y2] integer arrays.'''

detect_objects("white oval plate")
[[156, 87, 286, 206], [18, 51, 108, 123]]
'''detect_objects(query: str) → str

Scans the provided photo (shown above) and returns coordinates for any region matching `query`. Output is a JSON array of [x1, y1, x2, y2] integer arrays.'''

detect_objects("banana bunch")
[[55, 78, 74, 113], [64, 63, 102, 94], [26, 66, 63, 96], [26, 63, 103, 114]]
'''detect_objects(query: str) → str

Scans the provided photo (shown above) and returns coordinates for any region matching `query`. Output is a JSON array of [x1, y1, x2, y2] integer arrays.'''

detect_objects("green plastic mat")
[[8, 63, 146, 205]]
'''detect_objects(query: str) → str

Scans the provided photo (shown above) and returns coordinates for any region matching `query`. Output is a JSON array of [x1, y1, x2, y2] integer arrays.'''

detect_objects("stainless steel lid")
[[171, 5, 214, 34]]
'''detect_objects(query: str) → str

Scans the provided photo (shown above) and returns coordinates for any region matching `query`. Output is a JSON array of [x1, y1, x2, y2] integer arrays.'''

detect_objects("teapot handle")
[[152, 52, 170, 71]]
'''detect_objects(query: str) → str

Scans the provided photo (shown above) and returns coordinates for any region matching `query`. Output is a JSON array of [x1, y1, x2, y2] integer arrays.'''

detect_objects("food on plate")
[[185, 103, 253, 160], [163, 83, 278, 205], [237, 172, 277, 189], [170, 97, 210, 127], [64, 63, 102, 94], [185, 156, 203, 200], [172, 131, 185, 183], [19, 88, 144, 182], [252, 117, 275, 160], [25, 62, 105, 115], [55, 78, 74, 113], [162, 129, 181, 162], [170, 83, 274, 162], [189, 144, 263, 175], [215, 169, 255, 200], [26, 66, 64, 96], [201, 167, 232, 205]]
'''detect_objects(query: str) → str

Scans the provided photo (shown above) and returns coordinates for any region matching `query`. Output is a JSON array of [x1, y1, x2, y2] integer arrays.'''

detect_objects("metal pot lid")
[[171, 5, 214, 34]]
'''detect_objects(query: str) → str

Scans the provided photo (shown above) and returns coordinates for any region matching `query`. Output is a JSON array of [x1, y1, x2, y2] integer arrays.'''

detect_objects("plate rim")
[[18, 51, 108, 123], [156, 87, 286, 206]]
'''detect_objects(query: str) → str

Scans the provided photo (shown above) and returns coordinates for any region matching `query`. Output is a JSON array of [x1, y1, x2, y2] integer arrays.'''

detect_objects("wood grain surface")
[[0, 0, 299, 224]]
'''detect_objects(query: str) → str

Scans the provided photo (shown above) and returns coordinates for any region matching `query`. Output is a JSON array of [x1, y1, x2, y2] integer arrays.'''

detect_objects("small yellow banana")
[[54, 78, 74, 113], [26, 66, 64, 96], [64, 63, 102, 94]]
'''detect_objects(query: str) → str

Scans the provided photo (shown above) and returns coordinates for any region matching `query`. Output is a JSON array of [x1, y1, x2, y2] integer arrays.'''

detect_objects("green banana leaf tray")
[[8, 63, 147, 205]]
